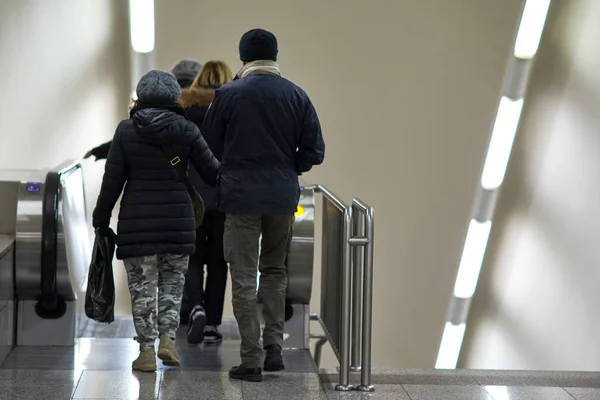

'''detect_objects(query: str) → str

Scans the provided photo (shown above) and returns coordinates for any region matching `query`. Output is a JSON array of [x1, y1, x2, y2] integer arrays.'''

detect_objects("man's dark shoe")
[[264, 344, 285, 372], [229, 365, 263, 382]]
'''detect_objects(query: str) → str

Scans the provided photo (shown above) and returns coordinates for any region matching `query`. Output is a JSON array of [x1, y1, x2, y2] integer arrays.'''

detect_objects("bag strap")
[[161, 145, 198, 198]]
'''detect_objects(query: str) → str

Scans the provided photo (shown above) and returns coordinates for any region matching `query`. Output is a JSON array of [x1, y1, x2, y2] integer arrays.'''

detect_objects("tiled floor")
[[3, 366, 600, 399], [318, 369, 600, 400], [2, 319, 600, 399]]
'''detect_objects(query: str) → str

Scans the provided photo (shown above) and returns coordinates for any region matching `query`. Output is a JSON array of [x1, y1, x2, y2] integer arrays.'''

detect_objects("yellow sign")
[[295, 205, 305, 217]]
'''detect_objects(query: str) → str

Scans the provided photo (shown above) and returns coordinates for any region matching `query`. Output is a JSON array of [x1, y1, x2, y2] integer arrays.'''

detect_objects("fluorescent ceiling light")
[[435, 322, 466, 369], [514, 0, 551, 59], [480, 97, 524, 190], [453, 220, 492, 299], [129, 0, 155, 53]]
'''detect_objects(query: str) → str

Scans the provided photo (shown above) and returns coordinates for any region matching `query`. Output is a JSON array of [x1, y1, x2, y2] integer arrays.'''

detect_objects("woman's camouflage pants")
[[123, 254, 189, 350]]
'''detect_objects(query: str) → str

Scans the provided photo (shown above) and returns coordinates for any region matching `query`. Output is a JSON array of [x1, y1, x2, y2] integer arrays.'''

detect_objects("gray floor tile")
[[564, 387, 600, 400], [320, 372, 400, 385], [280, 348, 319, 373], [169, 341, 316, 372], [484, 386, 574, 400], [397, 372, 477, 386], [324, 384, 410, 399], [264, 372, 322, 386], [549, 371, 600, 388], [77, 316, 241, 341], [1, 339, 139, 370], [1, 338, 317, 373], [159, 371, 242, 400], [0, 368, 82, 383], [404, 384, 493, 400], [472, 370, 558, 387], [320, 368, 475, 386], [1, 346, 78, 370], [72, 370, 162, 399], [242, 379, 328, 400], [78, 316, 137, 339], [0, 382, 77, 400]]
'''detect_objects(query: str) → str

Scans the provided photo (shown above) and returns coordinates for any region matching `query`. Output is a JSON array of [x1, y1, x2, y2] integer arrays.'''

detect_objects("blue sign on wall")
[[25, 182, 41, 194]]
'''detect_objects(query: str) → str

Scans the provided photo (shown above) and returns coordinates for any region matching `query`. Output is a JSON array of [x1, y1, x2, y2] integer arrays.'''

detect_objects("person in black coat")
[[177, 60, 234, 344], [202, 29, 325, 381], [92, 69, 220, 372], [84, 59, 203, 160]]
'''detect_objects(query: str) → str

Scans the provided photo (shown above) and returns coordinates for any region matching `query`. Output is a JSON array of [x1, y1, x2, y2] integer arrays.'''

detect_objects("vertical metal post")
[[336, 207, 354, 391], [357, 206, 375, 392], [350, 211, 363, 371]]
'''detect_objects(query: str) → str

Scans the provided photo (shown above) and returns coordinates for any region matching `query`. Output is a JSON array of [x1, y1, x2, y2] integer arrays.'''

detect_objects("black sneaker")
[[263, 344, 285, 372], [229, 365, 263, 382], [203, 325, 223, 343], [187, 306, 206, 344]]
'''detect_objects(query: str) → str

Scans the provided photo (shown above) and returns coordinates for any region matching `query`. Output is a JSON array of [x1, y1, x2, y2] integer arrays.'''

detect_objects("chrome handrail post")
[[335, 205, 354, 391], [350, 204, 364, 372], [356, 204, 375, 392]]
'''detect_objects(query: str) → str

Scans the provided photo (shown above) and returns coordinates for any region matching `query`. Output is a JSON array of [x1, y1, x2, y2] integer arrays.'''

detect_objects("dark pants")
[[224, 214, 293, 368], [184, 211, 228, 326]]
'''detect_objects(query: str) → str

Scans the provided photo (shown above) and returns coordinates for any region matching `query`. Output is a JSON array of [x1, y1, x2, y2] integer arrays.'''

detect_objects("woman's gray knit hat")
[[171, 59, 203, 88], [136, 70, 181, 105]]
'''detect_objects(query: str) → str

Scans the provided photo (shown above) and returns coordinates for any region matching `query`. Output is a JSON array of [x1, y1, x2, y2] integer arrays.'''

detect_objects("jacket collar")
[[236, 60, 281, 79], [129, 102, 188, 118], [179, 87, 215, 109]]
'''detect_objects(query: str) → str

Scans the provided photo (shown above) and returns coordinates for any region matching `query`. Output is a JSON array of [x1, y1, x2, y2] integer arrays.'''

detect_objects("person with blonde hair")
[[178, 60, 234, 344]]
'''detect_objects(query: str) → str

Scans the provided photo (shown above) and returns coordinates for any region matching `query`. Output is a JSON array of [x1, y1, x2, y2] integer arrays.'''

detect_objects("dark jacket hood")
[[130, 103, 188, 144]]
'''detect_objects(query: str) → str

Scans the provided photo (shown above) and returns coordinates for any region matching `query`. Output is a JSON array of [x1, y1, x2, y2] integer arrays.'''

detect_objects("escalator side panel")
[[15, 177, 45, 300], [0, 241, 15, 365]]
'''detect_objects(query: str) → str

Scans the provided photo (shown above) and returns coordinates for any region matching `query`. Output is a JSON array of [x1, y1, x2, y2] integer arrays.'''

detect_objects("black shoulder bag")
[[162, 146, 205, 227]]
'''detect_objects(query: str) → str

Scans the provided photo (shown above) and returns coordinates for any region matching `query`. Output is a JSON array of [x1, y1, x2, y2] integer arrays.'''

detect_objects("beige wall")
[[460, 0, 600, 370], [155, 0, 523, 367], [0, 0, 131, 314]]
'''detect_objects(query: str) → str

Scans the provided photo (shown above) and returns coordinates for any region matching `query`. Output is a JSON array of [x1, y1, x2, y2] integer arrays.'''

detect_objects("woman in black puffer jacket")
[[178, 61, 234, 344], [92, 69, 220, 372]]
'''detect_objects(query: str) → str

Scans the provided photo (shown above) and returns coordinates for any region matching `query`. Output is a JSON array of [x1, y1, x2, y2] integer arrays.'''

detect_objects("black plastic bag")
[[85, 228, 116, 323]]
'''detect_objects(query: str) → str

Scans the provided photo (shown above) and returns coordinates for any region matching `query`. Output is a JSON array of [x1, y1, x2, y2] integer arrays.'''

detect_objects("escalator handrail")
[[37, 170, 63, 317], [36, 160, 83, 318]]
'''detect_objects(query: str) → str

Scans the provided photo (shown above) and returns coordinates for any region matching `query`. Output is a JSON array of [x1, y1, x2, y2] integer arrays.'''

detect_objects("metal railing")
[[351, 199, 375, 392], [307, 185, 375, 392]]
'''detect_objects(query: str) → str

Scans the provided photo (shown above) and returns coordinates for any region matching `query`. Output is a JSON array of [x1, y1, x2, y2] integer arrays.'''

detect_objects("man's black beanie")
[[239, 29, 278, 62]]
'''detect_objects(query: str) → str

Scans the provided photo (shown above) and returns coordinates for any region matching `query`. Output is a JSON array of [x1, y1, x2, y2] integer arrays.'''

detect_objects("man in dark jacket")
[[202, 28, 325, 382], [92, 69, 220, 372]]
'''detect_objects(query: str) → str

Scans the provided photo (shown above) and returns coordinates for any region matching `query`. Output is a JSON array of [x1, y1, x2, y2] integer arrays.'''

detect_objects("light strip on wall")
[[453, 220, 493, 299], [481, 97, 525, 190], [435, 322, 466, 369], [129, 0, 155, 53], [514, 0, 552, 59], [435, 0, 551, 370]]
